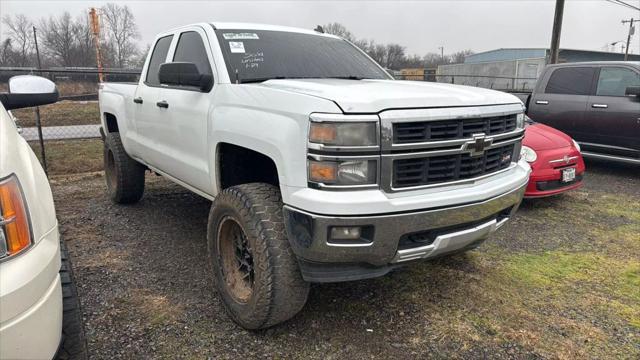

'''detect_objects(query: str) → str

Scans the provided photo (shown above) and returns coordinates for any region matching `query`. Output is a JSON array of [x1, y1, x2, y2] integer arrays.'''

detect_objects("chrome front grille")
[[380, 103, 525, 192]]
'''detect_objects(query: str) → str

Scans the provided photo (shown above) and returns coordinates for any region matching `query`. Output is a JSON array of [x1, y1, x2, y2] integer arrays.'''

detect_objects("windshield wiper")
[[240, 76, 287, 84], [322, 76, 365, 80]]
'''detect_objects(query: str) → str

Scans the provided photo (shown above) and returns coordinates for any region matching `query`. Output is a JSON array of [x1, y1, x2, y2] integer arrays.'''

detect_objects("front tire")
[[103, 132, 145, 204], [56, 240, 88, 360], [207, 183, 309, 329]]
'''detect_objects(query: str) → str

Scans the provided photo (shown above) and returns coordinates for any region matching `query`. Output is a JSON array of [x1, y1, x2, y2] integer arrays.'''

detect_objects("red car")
[[521, 120, 585, 198]]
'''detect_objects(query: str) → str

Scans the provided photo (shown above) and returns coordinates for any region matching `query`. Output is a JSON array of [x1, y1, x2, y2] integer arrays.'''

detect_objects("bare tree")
[[384, 44, 405, 70], [100, 3, 140, 68], [72, 14, 96, 67], [322, 22, 355, 42], [1, 14, 34, 66], [423, 52, 450, 68], [365, 40, 387, 66], [39, 12, 75, 66], [450, 49, 474, 64], [0, 38, 13, 66]]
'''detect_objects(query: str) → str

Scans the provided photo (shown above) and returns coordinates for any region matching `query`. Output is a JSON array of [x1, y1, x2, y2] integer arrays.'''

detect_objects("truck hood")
[[259, 79, 522, 113]]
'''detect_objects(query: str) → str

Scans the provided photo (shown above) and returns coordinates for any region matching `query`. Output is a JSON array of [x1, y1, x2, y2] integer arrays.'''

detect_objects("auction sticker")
[[223, 33, 259, 40], [229, 41, 245, 53]]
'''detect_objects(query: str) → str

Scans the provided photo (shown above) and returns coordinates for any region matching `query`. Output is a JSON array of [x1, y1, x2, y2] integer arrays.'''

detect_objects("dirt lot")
[[51, 160, 639, 359]]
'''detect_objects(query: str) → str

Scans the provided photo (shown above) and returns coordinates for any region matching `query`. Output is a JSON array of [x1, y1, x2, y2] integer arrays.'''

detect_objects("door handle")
[[535, 100, 549, 105], [592, 104, 608, 109], [156, 100, 169, 109], [133, 97, 143, 104]]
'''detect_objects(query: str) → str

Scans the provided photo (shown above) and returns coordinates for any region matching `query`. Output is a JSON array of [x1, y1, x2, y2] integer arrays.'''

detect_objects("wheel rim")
[[217, 216, 254, 302], [105, 149, 117, 189]]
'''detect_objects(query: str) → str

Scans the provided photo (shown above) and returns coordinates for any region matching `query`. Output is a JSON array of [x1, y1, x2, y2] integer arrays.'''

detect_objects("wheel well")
[[104, 113, 119, 133], [217, 143, 279, 189]]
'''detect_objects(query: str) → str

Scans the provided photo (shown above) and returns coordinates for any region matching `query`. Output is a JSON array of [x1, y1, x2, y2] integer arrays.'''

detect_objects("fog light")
[[330, 226, 362, 240]]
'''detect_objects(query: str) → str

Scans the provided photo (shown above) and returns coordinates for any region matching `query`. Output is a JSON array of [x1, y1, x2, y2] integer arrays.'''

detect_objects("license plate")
[[562, 167, 576, 183]]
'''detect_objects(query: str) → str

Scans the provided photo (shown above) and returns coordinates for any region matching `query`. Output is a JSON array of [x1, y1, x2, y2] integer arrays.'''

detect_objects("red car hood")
[[523, 123, 573, 150]]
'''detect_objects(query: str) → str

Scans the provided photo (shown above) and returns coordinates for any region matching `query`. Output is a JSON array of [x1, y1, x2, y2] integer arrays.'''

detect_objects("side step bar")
[[581, 151, 640, 165]]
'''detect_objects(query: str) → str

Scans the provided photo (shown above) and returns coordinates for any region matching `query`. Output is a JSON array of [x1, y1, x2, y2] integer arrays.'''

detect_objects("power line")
[[603, 0, 640, 12]]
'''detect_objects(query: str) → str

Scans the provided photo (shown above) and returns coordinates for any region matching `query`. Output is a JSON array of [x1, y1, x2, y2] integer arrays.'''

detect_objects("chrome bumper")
[[283, 182, 527, 281], [391, 217, 508, 263]]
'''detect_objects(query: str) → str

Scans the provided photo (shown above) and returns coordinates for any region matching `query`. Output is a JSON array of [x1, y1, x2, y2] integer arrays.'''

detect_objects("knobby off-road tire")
[[208, 183, 310, 329], [56, 240, 88, 360], [103, 132, 145, 204]]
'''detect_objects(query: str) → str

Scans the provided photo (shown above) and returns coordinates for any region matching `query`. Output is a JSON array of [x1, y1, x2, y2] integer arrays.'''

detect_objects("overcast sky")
[[1, 0, 639, 55]]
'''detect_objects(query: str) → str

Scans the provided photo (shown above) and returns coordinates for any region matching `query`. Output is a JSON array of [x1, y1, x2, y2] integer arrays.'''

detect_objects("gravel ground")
[[51, 159, 639, 359]]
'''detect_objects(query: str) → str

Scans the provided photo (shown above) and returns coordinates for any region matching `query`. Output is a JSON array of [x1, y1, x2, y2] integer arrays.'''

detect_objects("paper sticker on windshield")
[[229, 41, 245, 53], [223, 33, 259, 40]]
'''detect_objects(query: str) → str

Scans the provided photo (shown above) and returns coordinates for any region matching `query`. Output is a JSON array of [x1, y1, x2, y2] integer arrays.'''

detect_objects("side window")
[[145, 35, 173, 86], [545, 67, 595, 95], [596, 67, 640, 97], [173, 31, 212, 76]]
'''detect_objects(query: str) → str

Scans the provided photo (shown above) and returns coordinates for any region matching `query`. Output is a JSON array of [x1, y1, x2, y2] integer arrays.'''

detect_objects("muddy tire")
[[207, 183, 309, 329], [103, 132, 145, 204], [56, 240, 88, 360]]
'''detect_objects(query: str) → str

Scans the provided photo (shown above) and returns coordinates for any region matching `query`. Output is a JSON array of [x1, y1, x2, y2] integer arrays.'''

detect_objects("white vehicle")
[[0, 76, 86, 359], [99, 23, 531, 329]]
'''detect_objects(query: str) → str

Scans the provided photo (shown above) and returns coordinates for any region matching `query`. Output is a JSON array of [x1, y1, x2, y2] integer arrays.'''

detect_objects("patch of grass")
[[502, 251, 603, 287], [30, 139, 103, 175], [12, 100, 100, 127]]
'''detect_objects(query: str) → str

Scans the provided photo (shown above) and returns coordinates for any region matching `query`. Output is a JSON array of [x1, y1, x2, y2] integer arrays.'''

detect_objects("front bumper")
[[524, 148, 585, 198], [284, 182, 527, 282], [0, 226, 62, 360]]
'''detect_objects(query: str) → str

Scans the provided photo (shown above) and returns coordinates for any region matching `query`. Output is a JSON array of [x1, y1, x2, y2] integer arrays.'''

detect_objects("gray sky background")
[[1, 0, 639, 55]]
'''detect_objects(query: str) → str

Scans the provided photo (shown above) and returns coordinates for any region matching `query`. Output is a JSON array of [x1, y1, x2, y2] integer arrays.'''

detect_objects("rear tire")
[[103, 132, 145, 204], [207, 183, 309, 329], [56, 240, 88, 360]]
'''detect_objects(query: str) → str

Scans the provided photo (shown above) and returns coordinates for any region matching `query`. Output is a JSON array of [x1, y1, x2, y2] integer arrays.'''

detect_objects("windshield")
[[214, 29, 391, 83]]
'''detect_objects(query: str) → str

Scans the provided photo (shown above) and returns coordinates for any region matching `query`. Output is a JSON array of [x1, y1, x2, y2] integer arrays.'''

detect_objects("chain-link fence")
[[1, 67, 139, 175]]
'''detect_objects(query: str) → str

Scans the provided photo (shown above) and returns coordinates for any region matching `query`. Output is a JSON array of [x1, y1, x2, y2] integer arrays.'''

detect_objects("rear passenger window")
[[173, 31, 212, 76], [145, 35, 173, 86], [596, 67, 640, 97], [545, 67, 595, 95]]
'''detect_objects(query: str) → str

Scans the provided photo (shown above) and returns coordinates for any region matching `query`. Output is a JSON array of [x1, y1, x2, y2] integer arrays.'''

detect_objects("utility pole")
[[438, 46, 444, 63], [89, 8, 104, 82], [622, 18, 639, 61], [549, 0, 565, 64], [32, 26, 48, 176]]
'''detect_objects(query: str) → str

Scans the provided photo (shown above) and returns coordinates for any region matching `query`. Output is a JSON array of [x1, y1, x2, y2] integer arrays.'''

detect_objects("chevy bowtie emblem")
[[463, 134, 493, 156]]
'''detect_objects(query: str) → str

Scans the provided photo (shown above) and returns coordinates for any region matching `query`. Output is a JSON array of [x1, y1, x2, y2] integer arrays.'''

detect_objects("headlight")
[[309, 114, 378, 147], [0, 175, 32, 260], [516, 113, 525, 129], [520, 146, 537, 163], [571, 139, 581, 152], [308, 159, 377, 186]]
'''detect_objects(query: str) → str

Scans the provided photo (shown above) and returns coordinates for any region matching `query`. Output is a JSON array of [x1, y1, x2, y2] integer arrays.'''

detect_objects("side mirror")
[[158, 62, 213, 92], [625, 86, 640, 97], [0, 75, 59, 110]]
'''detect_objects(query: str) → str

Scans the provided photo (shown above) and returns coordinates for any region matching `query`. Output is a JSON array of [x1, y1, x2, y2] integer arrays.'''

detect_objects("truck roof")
[[210, 22, 340, 38]]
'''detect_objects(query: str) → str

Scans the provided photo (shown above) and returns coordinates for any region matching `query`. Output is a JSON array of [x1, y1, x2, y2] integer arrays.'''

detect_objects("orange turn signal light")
[[309, 123, 337, 144], [309, 161, 337, 183], [0, 176, 32, 257]]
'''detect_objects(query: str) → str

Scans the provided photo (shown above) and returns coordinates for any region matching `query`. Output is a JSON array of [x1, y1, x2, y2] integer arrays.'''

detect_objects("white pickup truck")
[[99, 22, 531, 329]]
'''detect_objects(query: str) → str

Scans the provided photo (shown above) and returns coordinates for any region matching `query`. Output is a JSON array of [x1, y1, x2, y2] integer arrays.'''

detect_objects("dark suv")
[[527, 61, 640, 164]]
